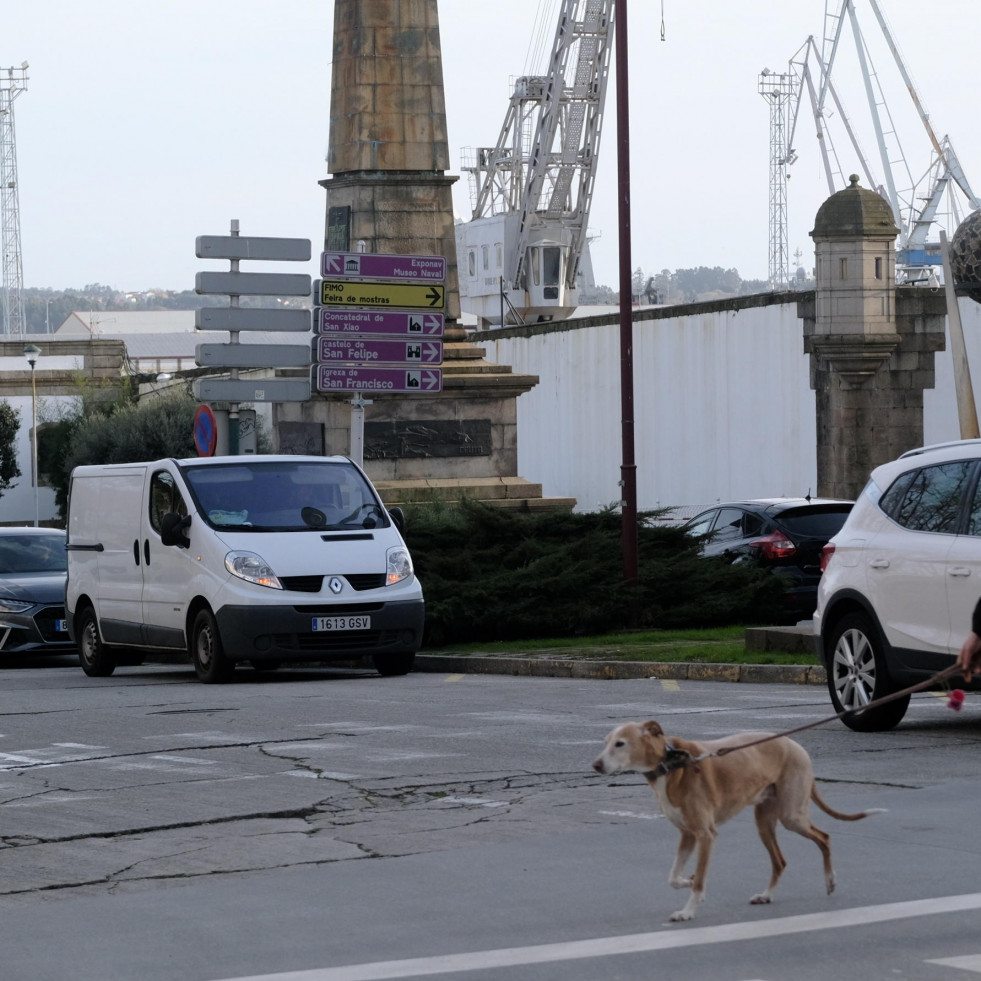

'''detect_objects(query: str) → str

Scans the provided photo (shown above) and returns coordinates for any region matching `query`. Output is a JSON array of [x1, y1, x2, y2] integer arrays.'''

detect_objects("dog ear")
[[642, 720, 663, 737]]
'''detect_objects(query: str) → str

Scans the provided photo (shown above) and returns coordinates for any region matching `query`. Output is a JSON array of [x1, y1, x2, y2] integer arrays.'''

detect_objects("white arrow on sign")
[[323, 253, 342, 274], [421, 370, 440, 391], [408, 314, 444, 335], [421, 343, 440, 363]]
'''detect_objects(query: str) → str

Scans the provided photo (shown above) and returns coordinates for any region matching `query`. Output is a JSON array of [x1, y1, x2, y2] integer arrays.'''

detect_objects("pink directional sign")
[[313, 366, 443, 394], [315, 337, 443, 365], [321, 251, 446, 281], [315, 308, 444, 336]]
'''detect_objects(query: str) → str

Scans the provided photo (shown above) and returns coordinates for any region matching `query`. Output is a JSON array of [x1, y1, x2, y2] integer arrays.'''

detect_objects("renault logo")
[[329, 577, 343, 594]]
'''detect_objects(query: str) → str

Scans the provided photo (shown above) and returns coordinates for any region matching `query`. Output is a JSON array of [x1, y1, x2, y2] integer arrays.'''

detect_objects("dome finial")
[[849, 174, 860, 187]]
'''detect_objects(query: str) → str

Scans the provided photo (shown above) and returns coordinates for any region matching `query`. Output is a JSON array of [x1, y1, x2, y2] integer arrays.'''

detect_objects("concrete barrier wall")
[[476, 293, 980, 514]]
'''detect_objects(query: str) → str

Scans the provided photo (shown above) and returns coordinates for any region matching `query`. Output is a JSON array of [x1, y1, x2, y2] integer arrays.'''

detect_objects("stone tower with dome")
[[799, 175, 947, 499]]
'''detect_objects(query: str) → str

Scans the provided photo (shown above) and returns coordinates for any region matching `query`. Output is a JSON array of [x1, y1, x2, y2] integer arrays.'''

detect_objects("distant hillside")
[[13, 285, 311, 335]]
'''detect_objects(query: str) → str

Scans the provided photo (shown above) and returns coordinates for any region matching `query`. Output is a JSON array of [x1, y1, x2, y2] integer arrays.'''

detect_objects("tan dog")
[[593, 720, 884, 922]]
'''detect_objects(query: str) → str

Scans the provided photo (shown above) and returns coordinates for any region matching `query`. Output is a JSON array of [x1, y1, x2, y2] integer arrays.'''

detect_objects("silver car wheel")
[[832, 626, 876, 712]]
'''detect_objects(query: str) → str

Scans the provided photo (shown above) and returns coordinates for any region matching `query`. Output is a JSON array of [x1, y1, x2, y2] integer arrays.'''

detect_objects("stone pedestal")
[[800, 290, 946, 500]]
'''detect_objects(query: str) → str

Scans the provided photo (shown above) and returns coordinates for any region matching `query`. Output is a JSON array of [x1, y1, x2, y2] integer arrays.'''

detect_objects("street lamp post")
[[23, 344, 40, 527]]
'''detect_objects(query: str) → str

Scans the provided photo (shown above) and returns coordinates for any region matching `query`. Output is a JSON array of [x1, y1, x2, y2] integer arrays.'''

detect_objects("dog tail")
[[811, 786, 887, 822]]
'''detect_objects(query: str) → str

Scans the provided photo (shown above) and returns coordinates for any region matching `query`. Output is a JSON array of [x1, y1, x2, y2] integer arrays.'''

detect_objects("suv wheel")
[[826, 612, 910, 731]]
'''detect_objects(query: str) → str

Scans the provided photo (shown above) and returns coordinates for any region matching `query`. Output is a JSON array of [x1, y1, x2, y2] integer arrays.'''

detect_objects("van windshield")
[[181, 460, 388, 532]]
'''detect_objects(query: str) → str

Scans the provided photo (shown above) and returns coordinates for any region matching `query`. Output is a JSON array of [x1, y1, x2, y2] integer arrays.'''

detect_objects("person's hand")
[[957, 631, 981, 681]]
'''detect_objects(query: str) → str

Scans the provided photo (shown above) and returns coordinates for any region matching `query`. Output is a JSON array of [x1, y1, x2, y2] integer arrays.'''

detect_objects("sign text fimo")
[[318, 279, 445, 309]]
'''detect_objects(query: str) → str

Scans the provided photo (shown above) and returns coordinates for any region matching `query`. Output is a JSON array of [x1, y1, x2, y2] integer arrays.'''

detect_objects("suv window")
[[883, 461, 974, 533]]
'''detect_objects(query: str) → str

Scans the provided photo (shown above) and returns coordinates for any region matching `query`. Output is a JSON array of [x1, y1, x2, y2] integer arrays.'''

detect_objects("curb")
[[414, 654, 828, 685]]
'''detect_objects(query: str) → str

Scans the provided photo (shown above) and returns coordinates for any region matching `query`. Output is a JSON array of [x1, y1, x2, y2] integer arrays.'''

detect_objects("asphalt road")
[[2, 655, 981, 981]]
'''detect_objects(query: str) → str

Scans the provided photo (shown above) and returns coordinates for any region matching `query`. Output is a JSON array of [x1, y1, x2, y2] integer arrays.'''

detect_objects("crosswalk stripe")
[[206, 892, 981, 981]]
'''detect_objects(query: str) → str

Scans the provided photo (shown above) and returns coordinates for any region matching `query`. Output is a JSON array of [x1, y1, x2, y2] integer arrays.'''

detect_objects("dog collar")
[[642, 742, 694, 781]]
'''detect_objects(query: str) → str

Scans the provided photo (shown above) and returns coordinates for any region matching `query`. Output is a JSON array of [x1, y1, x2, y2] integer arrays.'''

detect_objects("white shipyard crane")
[[784, 0, 979, 282], [457, 0, 614, 328]]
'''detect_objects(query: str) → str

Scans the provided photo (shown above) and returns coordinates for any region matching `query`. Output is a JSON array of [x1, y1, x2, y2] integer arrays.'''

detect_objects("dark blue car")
[[0, 528, 74, 654]]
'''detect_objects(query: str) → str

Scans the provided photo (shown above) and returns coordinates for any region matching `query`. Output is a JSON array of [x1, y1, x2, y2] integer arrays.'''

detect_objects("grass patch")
[[422, 626, 814, 665]]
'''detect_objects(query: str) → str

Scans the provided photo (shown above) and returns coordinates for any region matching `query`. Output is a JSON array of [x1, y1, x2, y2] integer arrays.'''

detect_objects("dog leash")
[[648, 663, 965, 776]]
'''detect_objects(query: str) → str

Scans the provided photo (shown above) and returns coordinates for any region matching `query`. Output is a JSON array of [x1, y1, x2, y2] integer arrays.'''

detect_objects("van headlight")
[[225, 551, 283, 589], [386, 546, 413, 586]]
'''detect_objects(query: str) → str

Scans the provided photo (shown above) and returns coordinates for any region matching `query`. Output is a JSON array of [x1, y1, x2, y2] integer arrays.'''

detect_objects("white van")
[[65, 454, 424, 683]]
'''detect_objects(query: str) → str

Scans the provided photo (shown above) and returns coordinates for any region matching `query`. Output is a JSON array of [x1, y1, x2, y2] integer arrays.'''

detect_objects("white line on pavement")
[[207, 892, 981, 981]]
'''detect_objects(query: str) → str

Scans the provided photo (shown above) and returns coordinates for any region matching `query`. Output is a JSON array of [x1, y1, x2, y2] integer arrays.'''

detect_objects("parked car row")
[[8, 440, 981, 729]]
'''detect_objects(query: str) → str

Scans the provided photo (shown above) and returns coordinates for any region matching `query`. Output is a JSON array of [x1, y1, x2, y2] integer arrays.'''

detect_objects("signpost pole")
[[349, 393, 372, 467], [227, 219, 241, 455]]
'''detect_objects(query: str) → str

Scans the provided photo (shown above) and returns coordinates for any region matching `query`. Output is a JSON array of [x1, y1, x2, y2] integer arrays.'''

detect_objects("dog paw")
[[669, 909, 694, 922], [749, 893, 772, 905]]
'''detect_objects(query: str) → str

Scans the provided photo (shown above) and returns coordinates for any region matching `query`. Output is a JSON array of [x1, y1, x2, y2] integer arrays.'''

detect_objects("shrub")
[[402, 500, 785, 646]]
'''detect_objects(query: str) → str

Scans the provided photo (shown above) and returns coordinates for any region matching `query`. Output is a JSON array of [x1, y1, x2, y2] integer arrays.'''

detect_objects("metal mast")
[[0, 64, 28, 338], [759, 69, 794, 290]]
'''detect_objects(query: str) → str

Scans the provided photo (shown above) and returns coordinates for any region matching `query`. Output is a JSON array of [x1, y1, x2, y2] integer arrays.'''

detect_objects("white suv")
[[814, 440, 981, 730]]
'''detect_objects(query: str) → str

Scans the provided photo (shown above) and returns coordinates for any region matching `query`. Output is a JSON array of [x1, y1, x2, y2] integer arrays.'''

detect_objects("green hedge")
[[401, 500, 786, 646]]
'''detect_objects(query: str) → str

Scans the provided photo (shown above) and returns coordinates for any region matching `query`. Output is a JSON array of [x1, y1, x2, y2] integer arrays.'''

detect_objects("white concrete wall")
[[478, 297, 978, 514]]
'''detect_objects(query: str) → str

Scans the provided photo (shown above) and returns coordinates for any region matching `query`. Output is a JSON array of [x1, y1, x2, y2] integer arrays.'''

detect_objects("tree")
[[0, 402, 21, 498]]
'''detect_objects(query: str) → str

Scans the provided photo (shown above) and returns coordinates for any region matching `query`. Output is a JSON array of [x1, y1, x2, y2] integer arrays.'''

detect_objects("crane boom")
[[458, 0, 614, 328]]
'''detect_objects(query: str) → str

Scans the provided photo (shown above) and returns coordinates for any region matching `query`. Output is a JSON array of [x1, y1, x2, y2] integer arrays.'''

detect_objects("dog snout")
[[592, 758, 605, 773]]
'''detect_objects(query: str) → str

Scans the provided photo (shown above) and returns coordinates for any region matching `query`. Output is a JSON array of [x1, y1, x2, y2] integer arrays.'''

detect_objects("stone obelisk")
[[322, 0, 462, 332], [296, 0, 573, 510]]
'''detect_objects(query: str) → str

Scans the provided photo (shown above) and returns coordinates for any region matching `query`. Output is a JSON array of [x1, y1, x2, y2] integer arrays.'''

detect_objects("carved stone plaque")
[[278, 422, 325, 456], [365, 420, 491, 459]]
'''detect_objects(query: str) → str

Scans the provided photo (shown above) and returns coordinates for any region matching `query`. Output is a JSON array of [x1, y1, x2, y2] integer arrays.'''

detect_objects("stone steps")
[[376, 476, 576, 511]]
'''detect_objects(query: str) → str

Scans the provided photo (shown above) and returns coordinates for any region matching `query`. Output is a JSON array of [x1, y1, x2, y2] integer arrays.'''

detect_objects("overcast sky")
[[5, 0, 980, 292]]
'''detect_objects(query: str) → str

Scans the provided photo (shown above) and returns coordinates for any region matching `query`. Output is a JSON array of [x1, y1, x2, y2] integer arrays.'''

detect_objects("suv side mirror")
[[160, 512, 192, 548]]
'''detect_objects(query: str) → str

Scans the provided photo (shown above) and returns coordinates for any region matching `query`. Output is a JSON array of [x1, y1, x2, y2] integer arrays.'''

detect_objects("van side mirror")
[[388, 506, 405, 535], [160, 512, 192, 548]]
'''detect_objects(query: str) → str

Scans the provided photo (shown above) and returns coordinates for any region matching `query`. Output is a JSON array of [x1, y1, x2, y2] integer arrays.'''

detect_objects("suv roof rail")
[[899, 438, 981, 459]]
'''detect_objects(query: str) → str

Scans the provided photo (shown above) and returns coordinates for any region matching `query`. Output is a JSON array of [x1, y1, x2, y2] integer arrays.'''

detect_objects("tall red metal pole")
[[615, 0, 638, 585]]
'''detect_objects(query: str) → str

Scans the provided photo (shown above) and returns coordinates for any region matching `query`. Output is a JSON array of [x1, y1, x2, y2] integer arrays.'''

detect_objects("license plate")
[[55, 619, 68, 633], [312, 615, 370, 631]]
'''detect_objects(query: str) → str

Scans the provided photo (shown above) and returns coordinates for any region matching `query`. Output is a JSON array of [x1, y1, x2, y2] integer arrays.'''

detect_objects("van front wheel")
[[191, 608, 234, 684], [77, 606, 117, 677]]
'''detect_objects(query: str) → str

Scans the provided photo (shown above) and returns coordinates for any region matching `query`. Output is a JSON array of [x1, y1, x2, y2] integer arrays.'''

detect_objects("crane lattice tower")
[[0, 65, 28, 338], [759, 69, 794, 290]]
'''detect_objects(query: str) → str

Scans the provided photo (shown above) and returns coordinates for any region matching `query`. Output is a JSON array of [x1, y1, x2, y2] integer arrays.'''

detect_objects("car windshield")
[[0, 532, 67, 574], [774, 505, 852, 538], [181, 460, 387, 533]]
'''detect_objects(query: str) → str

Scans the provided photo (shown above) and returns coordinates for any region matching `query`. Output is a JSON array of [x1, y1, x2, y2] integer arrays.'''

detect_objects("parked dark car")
[[684, 498, 854, 622], [0, 528, 74, 654]]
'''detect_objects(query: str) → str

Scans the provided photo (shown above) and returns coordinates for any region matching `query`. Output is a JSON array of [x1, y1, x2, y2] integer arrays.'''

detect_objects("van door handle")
[[133, 540, 140, 566], [869, 558, 890, 569], [144, 539, 151, 566], [949, 566, 972, 577]]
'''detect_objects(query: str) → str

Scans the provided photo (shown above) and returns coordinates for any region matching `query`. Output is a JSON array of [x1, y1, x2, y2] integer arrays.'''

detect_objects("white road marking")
[[599, 810, 658, 820], [926, 955, 981, 973], [151, 755, 219, 765], [438, 797, 508, 808], [206, 893, 981, 981]]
